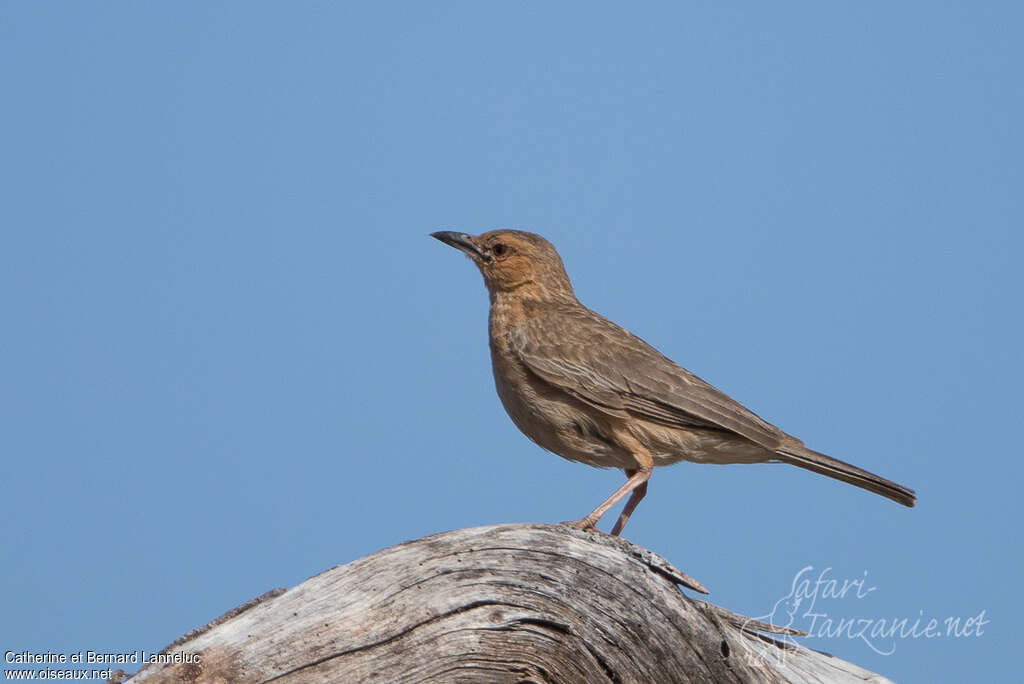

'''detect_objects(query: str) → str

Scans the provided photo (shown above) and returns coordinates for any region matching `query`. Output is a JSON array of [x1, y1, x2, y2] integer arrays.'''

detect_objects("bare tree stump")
[[123, 524, 893, 683]]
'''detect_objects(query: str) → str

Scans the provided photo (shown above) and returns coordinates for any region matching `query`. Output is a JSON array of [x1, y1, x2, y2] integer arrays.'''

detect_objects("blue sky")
[[1, 2, 1020, 682]]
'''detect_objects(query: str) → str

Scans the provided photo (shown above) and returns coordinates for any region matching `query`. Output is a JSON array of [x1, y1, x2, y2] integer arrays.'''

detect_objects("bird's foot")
[[560, 517, 599, 532]]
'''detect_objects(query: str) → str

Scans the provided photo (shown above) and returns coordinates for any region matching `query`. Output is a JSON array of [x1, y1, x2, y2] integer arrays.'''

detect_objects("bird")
[[430, 229, 916, 536]]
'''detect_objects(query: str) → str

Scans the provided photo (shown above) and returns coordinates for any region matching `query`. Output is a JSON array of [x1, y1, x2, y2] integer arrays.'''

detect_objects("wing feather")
[[509, 306, 786, 451]]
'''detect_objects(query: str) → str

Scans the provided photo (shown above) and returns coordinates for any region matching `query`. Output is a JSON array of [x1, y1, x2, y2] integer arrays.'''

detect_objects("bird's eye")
[[492, 242, 508, 257]]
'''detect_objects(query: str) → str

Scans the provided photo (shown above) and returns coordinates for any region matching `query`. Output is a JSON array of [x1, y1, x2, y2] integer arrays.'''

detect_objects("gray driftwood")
[[123, 524, 892, 683]]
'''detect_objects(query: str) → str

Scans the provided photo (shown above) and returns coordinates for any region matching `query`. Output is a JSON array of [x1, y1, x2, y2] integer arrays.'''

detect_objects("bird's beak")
[[430, 231, 486, 261]]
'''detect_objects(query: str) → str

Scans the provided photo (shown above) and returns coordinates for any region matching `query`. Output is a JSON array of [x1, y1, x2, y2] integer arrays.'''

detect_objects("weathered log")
[[123, 524, 893, 683]]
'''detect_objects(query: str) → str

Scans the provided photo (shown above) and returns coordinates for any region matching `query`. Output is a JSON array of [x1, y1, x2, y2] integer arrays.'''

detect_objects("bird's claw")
[[560, 518, 598, 531]]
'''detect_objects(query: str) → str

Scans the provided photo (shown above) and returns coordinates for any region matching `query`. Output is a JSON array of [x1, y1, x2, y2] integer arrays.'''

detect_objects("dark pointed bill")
[[431, 231, 485, 260]]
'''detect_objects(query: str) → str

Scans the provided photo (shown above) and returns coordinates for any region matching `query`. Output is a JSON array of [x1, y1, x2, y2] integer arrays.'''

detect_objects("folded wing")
[[509, 306, 787, 452]]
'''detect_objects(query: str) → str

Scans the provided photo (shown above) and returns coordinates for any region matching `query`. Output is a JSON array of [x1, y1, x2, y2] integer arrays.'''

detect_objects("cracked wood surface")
[[123, 524, 893, 683]]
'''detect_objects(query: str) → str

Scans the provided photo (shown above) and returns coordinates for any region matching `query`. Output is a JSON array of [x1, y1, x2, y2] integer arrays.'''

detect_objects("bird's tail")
[[776, 446, 916, 507]]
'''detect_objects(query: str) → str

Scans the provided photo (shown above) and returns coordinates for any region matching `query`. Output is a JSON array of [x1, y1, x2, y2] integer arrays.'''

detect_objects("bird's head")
[[431, 230, 575, 302]]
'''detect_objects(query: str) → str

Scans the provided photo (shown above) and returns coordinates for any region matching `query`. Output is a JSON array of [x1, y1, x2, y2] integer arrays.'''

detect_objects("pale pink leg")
[[563, 465, 652, 535], [610, 469, 648, 536]]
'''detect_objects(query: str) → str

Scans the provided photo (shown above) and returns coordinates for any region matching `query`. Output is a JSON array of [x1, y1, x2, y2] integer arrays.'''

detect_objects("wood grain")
[[123, 524, 892, 683]]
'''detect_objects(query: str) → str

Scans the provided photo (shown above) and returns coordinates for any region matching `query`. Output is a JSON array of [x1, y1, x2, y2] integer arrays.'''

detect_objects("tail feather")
[[776, 446, 916, 508]]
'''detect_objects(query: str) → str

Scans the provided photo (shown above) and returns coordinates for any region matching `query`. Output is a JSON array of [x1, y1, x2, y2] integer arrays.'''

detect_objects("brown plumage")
[[431, 229, 916, 536]]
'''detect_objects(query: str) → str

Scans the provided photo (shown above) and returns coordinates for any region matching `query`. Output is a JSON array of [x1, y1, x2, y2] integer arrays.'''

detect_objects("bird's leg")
[[563, 464, 653, 534], [610, 468, 648, 536]]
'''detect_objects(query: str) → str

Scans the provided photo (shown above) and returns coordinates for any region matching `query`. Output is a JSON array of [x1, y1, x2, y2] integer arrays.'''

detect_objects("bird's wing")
[[509, 306, 786, 451]]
